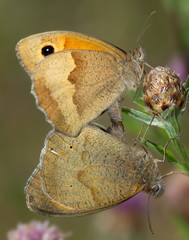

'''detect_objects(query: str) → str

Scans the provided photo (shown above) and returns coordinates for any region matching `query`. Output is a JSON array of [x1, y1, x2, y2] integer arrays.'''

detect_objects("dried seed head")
[[143, 66, 186, 114]]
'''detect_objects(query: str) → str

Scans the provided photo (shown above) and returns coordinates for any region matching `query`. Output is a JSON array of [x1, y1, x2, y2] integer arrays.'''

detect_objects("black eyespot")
[[41, 45, 54, 56], [69, 145, 73, 149]]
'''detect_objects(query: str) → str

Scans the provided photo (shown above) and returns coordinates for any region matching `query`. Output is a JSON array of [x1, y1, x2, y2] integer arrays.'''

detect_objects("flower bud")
[[143, 66, 186, 114]]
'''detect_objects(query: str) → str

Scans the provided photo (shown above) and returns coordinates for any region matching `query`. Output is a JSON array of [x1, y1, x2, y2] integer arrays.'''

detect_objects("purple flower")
[[7, 221, 72, 240], [169, 55, 188, 82]]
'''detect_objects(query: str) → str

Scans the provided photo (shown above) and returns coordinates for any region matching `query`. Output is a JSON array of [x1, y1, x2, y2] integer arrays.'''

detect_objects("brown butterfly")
[[25, 124, 164, 216], [16, 31, 145, 138]]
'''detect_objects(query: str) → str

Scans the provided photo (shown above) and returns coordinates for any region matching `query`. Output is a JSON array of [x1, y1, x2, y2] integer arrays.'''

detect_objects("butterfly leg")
[[107, 100, 125, 140]]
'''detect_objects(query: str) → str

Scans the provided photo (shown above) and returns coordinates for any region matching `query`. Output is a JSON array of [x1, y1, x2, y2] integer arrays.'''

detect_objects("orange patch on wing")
[[63, 37, 109, 52], [56, 151, 68, 156]]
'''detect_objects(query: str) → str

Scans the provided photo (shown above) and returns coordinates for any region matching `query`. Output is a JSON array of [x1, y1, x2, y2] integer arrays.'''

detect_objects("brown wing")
[[36, 125, 144, 216], [25, 166, 90, 216], [32, 50, 126, 136]]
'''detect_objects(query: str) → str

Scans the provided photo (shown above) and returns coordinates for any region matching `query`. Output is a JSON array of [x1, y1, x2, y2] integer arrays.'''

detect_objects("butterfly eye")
[[41, 45, 54, 56], [151, 182, 164, 198]]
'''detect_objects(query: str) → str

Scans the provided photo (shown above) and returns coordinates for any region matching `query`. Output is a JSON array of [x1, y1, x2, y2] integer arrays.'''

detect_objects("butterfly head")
[[132, 46, 145, 63]]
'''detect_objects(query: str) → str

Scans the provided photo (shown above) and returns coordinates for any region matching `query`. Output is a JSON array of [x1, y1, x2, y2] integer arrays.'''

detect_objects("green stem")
[[169, 136, 189, 170], [164, 114, 189, 171]]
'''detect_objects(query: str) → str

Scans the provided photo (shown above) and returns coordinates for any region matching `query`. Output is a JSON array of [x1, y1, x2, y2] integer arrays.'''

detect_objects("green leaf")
[[122, 107, 164, 128], [138, 139, 178, 163], [139, 139, 189, 174]]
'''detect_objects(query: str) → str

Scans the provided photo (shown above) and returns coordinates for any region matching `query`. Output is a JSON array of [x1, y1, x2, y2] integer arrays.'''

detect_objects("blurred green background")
[[1, 0, 189, 239]]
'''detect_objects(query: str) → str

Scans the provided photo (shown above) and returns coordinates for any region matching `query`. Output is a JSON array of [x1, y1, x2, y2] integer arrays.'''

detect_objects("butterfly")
[[25, 124, 163, 216], [16, 31, 145, 138]]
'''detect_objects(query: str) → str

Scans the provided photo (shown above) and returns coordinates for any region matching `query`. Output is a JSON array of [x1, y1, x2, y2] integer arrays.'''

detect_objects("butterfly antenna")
[[160, 171, 189, 180], [160, 171, 174, 179], [136, 11, 156, 45], [147, 193, 154, 235]]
